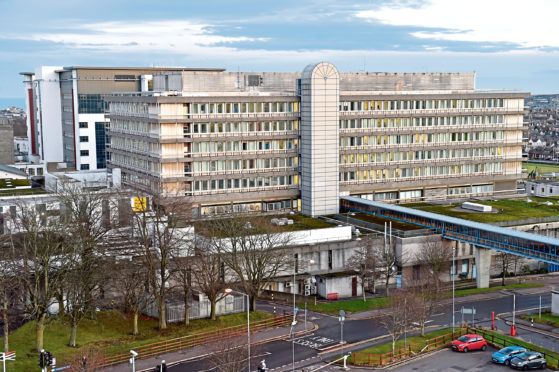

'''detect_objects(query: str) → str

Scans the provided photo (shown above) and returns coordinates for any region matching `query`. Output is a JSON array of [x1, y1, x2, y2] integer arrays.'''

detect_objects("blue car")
[[491, 346, 527, 366]]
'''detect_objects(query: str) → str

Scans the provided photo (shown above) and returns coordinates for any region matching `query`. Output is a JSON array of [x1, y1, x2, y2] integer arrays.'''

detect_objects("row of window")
[[111, 153, 152, 172], [339, 115, 505, 129], [198, 200, 296, 216], [192, 157, 297, 172], [356, 184, 494, 202], [110, 119, 151, 134], [340, 131, 505, 147], [191, 102, 299, 114], [192, 139, 297, 153], [449, 184, 494, 195], [192, 174, 298, 192], [193, 120, 297, 134], [110, 102, 149, 115], [339, 98, 506, 112], [340, 147, 505, 165], [340, 163, 504, 182], [111, 137, 151, 153]]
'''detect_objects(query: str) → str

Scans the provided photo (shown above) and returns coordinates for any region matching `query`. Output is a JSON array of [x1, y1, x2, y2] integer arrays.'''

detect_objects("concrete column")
[[474, 245, 491, 288]]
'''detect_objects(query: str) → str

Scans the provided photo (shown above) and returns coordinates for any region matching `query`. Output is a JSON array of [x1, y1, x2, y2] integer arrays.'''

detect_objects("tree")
[[170, 255, 194, 326], [380, 289, 414, 355], [377, 225, 398, 296], [192, 238, 227, 321], [205, 216, 291, 311], [347, 235, 380, 301], [494, 252, 514, 286], [127, 193, 191, 330], [414, 239, 451, 293], [15, 203, 69, 351], [115, 262, 150, 335], [0, 232, 23, 352], [205, 335, 250, 372], [56, 183, 111, 347]]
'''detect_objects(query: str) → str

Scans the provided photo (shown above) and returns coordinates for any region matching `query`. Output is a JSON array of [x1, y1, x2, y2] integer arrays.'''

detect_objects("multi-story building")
[[20, 66, 222, 172], [106, 62, 527, 217]]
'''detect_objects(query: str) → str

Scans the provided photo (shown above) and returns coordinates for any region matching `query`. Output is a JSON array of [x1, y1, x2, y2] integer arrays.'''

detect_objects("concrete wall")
[[0, 121, 14, 164], [339, 72, 475, 91], [35, 66, 64, 164], [316, 275, 361, 299], [553, 291, 559, 316]]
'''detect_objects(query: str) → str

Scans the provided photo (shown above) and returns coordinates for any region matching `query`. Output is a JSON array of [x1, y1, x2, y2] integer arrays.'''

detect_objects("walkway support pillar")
[[474, 245, 491, 288]]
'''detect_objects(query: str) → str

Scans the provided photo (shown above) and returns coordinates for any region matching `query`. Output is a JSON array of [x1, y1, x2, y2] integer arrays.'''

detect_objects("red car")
[[451, 334, 488, 353]]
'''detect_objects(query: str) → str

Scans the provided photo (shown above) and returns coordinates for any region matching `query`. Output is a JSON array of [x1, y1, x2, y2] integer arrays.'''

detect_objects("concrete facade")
[[106, 62, 527, 217], [552, 291, 559, 316], [475, 246, 492, 288]]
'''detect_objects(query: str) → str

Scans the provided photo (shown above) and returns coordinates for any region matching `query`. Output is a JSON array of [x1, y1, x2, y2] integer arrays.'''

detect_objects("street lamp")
[[225, 288, 250, 372], [290, 316, 298, 372], [452, 244, 456, 332], [339, 310, 346, 357], [129, 350, 138, 372]]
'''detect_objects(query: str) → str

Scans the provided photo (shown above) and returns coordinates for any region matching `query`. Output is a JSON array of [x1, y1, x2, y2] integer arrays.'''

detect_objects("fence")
[[352, 328, 468, 367], [98, 314, 292, 368], [144, 294, 245, 323], [470, 327, 559, 368]]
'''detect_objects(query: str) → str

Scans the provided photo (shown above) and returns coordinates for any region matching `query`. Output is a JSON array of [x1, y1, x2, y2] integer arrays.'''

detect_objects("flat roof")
[[343, 195, 559, 246], [61, 66, 226, 72]]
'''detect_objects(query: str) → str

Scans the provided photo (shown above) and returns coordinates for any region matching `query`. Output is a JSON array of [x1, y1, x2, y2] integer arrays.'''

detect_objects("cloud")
[[355, 0, 559, 49], [1, 20, 267, 54]]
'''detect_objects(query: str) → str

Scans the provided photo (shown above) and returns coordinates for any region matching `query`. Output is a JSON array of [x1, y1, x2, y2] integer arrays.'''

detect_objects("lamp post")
[[452, 244, 456, 332], [225, 288, 250, 372], [129, 350, 138, 372], [290, 313, 298, 372], [339, 310, 346, 357]]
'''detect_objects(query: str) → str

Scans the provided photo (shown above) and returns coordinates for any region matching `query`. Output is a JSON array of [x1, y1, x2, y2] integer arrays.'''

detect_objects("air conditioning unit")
[[285, 282, 291, 288], [304, 284, 311, 290]]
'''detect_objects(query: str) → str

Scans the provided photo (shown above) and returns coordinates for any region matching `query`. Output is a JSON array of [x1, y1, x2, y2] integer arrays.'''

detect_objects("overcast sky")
[[1, 0, 558, 101]]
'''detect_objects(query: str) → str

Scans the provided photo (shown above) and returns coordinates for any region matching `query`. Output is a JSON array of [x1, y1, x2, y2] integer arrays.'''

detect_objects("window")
[[80, 164, 90, 170], [79, 122, 88, 129], [80, 136, 89, 143], [328, 250, 333, 270], [80, 150, 89, 156]]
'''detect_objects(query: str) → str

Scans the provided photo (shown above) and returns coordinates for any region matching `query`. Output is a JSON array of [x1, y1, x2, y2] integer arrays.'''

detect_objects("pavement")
[[103, 320, 317, 372], [102, 275, 559, 372]]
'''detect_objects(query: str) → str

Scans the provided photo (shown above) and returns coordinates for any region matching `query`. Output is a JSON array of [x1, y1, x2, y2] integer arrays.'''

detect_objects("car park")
[[510, 352, 547, 370], [491, 346, 527, 366], [451, 334, 488, 353]]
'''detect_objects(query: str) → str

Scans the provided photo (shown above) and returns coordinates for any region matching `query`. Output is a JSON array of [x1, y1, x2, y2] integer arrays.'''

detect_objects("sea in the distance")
[[0, 97, 25, 110]]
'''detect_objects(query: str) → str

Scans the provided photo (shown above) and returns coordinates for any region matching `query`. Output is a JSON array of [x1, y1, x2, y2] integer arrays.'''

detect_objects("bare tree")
[[347, 235, 380, 301], [414, 239, 451, 293], [0, 233, 22, 352], [494, 252, 513, 286], [377, 226, 398, 296], [56, 183, 111, 347], [127, 193, 191, 330], [380, 289, 414, 354], [170, 255, 193, 326], [16, 203, 69, 351], [115, 262, 150, 335], [205, 335, 250, 372], [205, 216, 291, 311], [66, 346, 106, 372], [192, 239, 227, 321]]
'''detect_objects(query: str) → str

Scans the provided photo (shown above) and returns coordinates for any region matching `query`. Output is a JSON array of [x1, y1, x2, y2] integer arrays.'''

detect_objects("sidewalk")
[[103, 321, 316, 372], [346, 284, 553, 320]]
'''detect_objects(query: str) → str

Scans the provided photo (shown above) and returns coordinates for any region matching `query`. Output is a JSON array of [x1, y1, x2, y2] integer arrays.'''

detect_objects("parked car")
[[510, 352, 547, 370], [491, 346, 527, 366], [451, 334, 488, 352]]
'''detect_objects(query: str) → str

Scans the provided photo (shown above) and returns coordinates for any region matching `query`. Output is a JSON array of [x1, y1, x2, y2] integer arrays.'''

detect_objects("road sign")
[[294, 306, 299, 313], [461, 307, 476, 315], [52, 366, 71, 371], [339, 310, 346, 323]]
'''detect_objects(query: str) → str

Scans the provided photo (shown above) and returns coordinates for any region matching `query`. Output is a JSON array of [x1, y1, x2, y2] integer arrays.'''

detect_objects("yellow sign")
[[133, 197, 147, 212]]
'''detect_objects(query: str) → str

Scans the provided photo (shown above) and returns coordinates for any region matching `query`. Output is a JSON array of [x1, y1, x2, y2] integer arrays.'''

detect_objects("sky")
[[1, 0, 558, 108]]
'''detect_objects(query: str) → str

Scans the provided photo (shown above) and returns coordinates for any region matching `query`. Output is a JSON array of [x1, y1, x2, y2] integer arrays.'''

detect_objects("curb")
[[136, 323, 319, 372]]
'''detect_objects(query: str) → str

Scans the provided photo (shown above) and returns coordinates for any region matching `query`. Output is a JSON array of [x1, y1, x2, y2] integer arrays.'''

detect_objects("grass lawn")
[[521, 312, 559, 328], [348, 328, 456, 363], [302, 297, 390, 314], [0, 188, 46, 196], [450, 283, 544, 297], [524, 162, 559, 175], [415, 197, 559, 223], [351, 212, 425, 231], [2, 310, 272, 372]]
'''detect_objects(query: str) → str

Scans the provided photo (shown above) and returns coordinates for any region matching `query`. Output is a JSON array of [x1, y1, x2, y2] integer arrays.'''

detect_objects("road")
[[168, 287, 555, 372]]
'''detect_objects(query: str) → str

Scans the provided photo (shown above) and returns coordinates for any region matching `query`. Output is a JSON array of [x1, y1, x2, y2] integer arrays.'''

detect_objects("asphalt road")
[[167, 288, 555, 372]]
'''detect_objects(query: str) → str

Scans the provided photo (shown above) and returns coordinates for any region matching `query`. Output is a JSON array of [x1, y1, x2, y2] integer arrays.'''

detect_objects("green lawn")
[[524, 162, 559, 175], [351, 212, 425, 231], [0, 188, 45, 196], [450, 283, 544, 297], [1, 310, 272, 372], [415, 198, 559, 223], [521, 312, 559, 328], [348, 328, 457, 364], [302, 297, 390, 314]]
